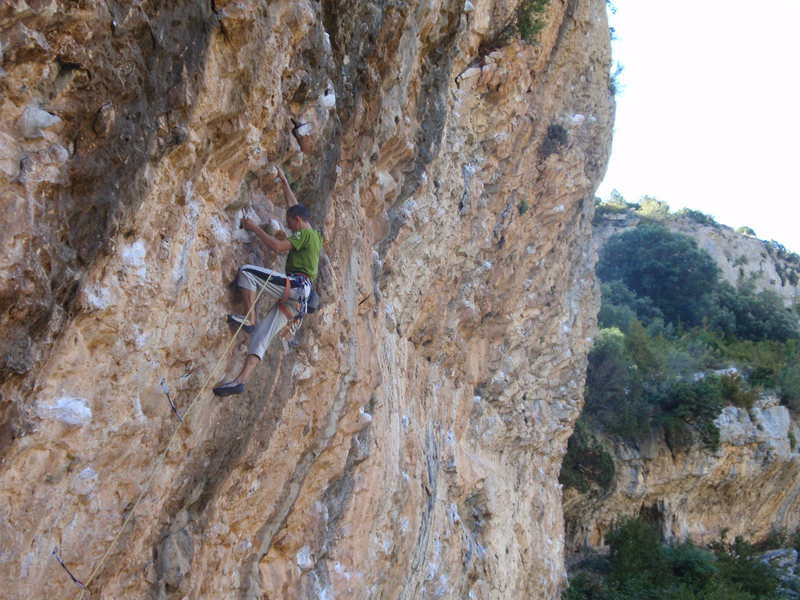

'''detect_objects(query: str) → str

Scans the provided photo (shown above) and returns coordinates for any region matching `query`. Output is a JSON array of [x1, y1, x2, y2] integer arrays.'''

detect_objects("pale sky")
[[596, 0, 800, 254]]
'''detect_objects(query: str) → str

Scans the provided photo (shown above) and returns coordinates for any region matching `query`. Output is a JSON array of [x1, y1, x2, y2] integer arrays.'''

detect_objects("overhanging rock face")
[[0, 1, 613, 598]]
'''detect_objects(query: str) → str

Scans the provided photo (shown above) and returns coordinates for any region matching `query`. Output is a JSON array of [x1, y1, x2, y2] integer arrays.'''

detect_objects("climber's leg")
[[214, 302, 293, 397]]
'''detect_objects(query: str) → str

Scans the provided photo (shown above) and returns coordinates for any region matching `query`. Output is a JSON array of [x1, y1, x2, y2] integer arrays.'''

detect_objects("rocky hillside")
[[563, 210, 800, 561], [0, 1, 613, 598], [564, 393, 800, 559], [595, 210, 800, 309]]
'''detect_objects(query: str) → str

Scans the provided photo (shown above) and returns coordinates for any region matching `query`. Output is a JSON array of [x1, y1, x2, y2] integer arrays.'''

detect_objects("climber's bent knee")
[[237, 264, 278, 293]]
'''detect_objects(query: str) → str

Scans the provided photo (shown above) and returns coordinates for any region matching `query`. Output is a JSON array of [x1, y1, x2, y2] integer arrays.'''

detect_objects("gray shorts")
[[236, 265, 311, 358]]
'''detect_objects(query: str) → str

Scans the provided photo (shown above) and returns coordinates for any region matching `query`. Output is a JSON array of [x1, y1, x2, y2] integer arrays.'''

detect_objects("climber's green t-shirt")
[[285, 227, 322, 281]]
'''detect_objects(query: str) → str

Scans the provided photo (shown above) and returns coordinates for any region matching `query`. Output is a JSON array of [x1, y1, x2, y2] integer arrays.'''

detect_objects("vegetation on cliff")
[[567, 218, 799, 473], [564, 517, 787, 600], [482, 0, 551, 53], [594, 193, 800, 288], [562, 200, 800, 597]]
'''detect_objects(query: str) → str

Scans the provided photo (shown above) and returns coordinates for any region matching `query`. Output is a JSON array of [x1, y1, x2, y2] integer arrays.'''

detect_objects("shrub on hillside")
[[584, 328, 651, 441], [597, 225, 720, 329], [710, 536, 781, 597], [485, 0, 551, 50], [560, 418, 616, 493], [598, 280, 664, 331], [564, 519, 781, 599], [719, 371, 759, 409], [778, 357, 800, 411], [599, 227, 799, 342], [587, 225, 800, 452], [656, 377, 723, 452], [605, 517, 669, 588], [677, 207, 718, 227], [635, 196, 671, 222], [736, 225, 757, 237]]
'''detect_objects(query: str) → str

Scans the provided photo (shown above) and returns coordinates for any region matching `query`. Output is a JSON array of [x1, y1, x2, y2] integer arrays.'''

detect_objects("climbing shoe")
[[213, 381, 245, 397], [227, 314, 255, 334]]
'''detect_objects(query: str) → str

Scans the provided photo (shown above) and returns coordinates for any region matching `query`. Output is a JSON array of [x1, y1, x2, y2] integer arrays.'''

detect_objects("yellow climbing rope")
[[74, 272, 275, 599]]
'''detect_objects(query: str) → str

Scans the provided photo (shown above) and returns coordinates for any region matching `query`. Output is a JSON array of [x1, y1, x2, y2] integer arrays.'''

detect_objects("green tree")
[[736, 226, 757, 236], [605, 517, 669, 588], [597, 225, 720, 328], [585, 328, 650, 440], [656, 377, 723, 451], [710, 537, 780, 597], [778, 348, 800, 410], [636, 196, 671, 222], [598, 280, 664, 330], [560, 418, 616, 493]]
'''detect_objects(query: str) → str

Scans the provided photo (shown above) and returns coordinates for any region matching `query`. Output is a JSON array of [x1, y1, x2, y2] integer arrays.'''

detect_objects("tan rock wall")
[[0, 1, 613, 598], [564, 397, 800, 559]]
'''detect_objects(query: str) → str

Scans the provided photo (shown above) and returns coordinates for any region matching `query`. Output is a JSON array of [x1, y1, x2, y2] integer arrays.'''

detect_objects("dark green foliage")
[[766, 240, 800, 265], [655, 377, 722, 451], [625, 319, 668, 378], [584, 328, 650, 440], [597, 225, 720, 328], [664, 542, 719, 594], [714, 284, 800, 343], [485, 0, 551, 51], [560, 418, 616, 493], [598, 226, 799, 343], [598, 280, 664, 330], [606, 518, 668, 587], [564, 520, 782, 599], [719, 372, 759, 409], [778, 350, 800, 410], [583, 325, 730, 449], [590, 226, 800, 442], [540, 123, 569, 157], [765, 241, 800, 286], [516, 0, 551, 43], [723, 338, 795, 397], [710, 537, 780, 597]]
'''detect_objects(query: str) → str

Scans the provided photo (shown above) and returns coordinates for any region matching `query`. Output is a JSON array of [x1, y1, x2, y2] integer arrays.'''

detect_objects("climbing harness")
[[58, 271, 277, 598], [279, 272, 313, 336]]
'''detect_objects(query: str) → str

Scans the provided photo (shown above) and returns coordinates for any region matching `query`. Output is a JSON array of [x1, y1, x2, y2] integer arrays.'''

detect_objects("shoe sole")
[[213, 384, 244, 397]]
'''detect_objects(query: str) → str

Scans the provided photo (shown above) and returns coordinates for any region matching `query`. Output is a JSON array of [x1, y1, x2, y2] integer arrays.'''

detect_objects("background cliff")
[[563, 209, 800, 561], [0, 1, 613, 598], [595, 209, 800, 309], [564, 393, 800, 557]]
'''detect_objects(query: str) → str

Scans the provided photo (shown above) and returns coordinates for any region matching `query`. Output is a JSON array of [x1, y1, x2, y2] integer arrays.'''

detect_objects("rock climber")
[[213, 167, 322, 397]]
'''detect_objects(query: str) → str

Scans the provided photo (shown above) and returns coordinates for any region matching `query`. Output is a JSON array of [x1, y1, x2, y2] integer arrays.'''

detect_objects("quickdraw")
[[53, 548, 85, 589]]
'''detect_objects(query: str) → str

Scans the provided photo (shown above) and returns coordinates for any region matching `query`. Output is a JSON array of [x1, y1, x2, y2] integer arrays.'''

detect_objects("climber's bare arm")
[[276, 167, 298, 208], [242, 218, 292, 253]]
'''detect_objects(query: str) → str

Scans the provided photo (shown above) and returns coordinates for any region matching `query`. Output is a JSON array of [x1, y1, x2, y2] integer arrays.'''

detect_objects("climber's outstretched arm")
[[242, 217, 292, 253], [276, 167, 298, 208]]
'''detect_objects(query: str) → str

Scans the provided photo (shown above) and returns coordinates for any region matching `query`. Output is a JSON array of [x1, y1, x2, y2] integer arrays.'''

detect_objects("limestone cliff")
[[564, 395, 800, 559], [0, 1, 613, 598], [563, 213, 800, 560]]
